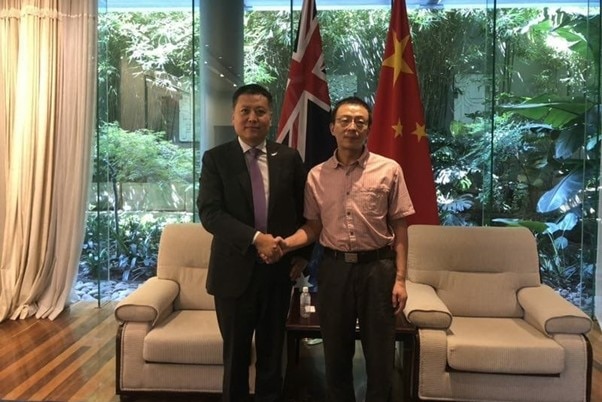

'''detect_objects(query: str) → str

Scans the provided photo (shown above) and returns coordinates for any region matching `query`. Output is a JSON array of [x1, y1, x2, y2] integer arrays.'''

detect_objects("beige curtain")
[[0, 0, 97, 322]]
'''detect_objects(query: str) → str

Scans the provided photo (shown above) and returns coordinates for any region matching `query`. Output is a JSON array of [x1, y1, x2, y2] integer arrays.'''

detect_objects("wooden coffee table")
[[284, 287, 416, 401]]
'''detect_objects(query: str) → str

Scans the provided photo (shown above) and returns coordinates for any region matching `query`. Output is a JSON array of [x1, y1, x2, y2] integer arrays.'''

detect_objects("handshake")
[[254, 233, 307, 281], [255, 233, 290, 264]]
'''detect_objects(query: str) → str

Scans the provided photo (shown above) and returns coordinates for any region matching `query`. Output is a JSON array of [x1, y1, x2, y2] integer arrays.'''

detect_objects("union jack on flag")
[[277, 0, 335, 169]]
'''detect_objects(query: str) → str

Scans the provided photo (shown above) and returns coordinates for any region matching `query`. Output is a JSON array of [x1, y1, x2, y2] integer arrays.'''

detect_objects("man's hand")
[[392, 280, 408, 315], [255, 233, 283, 264], [289, 256, 308, 281], [278, 236, 291, 254]]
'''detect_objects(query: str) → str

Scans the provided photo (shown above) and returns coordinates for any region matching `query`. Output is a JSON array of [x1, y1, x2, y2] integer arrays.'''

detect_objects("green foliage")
[[99, 12, 197, 83], [91, 12, 199, 288], [412, 9, 489, 131], [95, 122, 193, 184], [98, 11, 198, 122], [80, 212, 192, 282], [244, 10, 296, 117], [432, 114, 553, 224], [319, 10, 389, 100]]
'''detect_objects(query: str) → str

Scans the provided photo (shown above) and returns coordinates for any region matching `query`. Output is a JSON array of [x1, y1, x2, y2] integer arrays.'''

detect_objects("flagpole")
[[288, 1, 294, 55]]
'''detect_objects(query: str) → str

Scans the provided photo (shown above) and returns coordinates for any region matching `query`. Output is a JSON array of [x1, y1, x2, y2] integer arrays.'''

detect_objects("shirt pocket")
[[355, 185, 389, 217]]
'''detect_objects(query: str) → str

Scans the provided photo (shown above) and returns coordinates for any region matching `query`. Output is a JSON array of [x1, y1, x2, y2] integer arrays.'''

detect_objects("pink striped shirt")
[[304, 147, 415, 251]]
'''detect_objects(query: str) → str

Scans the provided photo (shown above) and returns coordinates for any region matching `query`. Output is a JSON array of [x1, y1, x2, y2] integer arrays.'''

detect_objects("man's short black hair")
[[331, 96, 372, 125], [232, 84, 273, 109]]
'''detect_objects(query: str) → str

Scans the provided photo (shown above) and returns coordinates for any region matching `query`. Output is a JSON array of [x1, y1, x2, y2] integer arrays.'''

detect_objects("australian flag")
[[277, 0, 334, 289], [276, 0, 335, 170]]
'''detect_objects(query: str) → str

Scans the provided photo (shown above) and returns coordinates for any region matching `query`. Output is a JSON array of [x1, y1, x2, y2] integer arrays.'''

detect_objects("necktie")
[[246, 148, 267, 233]]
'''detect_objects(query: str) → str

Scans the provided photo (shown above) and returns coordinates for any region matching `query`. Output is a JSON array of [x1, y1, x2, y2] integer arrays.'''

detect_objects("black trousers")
[[317, 255, 397, 402], [215, 262, 292, 402]]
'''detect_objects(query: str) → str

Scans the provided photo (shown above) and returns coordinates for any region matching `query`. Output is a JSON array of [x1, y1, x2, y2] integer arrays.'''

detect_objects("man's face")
[[232, 94, 272, 147], [330, 103, 370, 152]]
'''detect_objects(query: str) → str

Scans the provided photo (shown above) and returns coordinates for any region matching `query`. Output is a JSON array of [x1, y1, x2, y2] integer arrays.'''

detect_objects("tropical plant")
[[80, 212, 192, 283], [488, 13, 600, 312], [496, 15, 600, 219], [95, 123, 193, 184], [98, 11, 198, 122]]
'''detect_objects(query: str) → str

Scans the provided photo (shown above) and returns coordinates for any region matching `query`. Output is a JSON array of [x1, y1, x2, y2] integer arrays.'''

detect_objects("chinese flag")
[[277, 0, 335, 169], [368, 0, 439, 225]]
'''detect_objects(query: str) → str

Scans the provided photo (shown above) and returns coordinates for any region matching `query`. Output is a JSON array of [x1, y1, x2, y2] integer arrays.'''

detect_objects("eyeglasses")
[[336, 117, 368, 130]]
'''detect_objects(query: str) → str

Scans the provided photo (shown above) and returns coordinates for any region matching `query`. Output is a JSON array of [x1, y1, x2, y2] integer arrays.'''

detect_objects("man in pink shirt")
[[280, 96, 415, 402]]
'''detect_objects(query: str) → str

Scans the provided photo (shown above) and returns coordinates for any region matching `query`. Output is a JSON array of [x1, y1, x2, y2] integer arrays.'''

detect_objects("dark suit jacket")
[[197, 139, 308, 298]]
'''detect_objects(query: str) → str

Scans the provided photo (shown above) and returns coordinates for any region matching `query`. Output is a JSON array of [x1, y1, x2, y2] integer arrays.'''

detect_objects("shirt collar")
[[327, 146, 369, 169], [238, 138, 267, 154]]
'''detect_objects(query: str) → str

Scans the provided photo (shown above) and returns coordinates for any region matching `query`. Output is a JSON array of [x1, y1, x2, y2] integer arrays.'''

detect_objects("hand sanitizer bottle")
[[300, 286, 311, 318]]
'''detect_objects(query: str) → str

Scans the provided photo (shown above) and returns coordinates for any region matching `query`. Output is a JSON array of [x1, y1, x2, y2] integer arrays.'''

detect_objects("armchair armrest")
[[404, 280, 452, 329], [518, 284, 592, 335], [114, 277, 179, 326]]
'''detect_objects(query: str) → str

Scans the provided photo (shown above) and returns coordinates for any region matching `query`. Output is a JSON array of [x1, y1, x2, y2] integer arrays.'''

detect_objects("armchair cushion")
[[447, 317, 565, 375], [518, 285, 592, 335], [160, 265, 214, 310], [143, 310, 223, 365], [114, 277, 179, 325], [437, 271, 522, 317], [404, 281, 452, 329]]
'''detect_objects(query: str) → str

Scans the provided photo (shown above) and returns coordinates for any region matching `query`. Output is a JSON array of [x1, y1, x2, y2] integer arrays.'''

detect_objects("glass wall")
[[88, 0, 199, 304], [92, 0, 599, 317]]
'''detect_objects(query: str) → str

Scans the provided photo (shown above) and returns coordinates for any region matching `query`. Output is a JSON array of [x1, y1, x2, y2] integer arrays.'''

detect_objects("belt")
[[323, 246, 395, 263]]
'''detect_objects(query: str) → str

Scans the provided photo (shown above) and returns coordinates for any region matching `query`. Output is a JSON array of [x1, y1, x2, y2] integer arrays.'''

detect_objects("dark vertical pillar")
[[200, 0, 244, 83], [199, 0, 245, 150]]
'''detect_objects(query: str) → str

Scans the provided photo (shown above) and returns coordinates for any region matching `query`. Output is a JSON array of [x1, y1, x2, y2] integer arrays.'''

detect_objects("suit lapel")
[[266, 142, 282, 220], [233, 141, 254, 212]]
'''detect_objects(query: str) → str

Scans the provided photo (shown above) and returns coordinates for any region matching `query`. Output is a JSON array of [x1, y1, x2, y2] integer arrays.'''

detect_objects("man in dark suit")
[[197, 84, 308, 402]]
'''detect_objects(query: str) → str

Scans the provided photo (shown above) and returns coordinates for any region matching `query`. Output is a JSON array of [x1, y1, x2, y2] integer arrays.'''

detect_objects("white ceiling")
[[98, 0, 597, 10]]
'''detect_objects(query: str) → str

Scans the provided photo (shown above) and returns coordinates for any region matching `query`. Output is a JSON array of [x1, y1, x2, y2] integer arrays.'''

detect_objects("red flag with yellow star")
[[368, 0, 439, 225]]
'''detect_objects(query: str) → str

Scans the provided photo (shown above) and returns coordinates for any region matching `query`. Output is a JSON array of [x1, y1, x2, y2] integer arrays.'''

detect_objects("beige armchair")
[[114, 223, 255, 399], [404, 225, 592, 402]]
